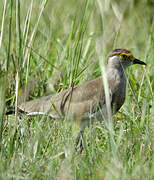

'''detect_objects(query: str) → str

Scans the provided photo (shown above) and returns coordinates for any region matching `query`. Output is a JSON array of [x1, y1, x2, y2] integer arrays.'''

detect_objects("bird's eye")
[[121, 54, 127, 59]]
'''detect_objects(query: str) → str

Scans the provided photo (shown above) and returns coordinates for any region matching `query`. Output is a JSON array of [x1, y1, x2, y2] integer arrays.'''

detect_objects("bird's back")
[[19, 77, 105, 120]]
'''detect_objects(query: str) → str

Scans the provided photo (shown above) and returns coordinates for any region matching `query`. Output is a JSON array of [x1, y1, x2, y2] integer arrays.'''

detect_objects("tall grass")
[[0, 0, 153, 179]]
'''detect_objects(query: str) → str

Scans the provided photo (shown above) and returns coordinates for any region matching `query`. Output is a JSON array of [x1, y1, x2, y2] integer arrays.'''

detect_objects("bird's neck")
[[107, 64, 127, 89]]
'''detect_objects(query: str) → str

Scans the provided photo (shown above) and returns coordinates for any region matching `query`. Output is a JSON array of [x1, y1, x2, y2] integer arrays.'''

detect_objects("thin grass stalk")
[[15, 71, 19, 120], [16, 0, 22, 69], [0, 76, 6, 151], [23, 0, 33, 55], [126, 72, 142, 114], [138, 70, 146, 102], [8, 71, 20, 156], [0, 0, 7, 49], [28, 46, 59, 70], [144, 35, 153, 97], [6, 0, 13, 72], [0, 0, 7, 152], [68, 20, 76, 86], [82, 32, 93, 60]]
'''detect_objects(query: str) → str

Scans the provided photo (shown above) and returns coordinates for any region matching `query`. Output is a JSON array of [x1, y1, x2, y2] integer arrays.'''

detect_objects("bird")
[[7, 48, 146, 146]]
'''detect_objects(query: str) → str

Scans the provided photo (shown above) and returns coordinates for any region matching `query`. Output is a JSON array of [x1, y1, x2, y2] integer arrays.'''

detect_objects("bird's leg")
[[75, 118, 89, 151], [76, 130, 84, 151]]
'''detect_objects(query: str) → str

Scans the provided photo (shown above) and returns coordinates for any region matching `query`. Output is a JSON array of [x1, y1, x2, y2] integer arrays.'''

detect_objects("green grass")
[[0, 0, 154, 179]]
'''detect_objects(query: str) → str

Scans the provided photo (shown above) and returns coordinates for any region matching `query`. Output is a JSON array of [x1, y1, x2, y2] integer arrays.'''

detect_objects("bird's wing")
[[19, 77, 109, 119]]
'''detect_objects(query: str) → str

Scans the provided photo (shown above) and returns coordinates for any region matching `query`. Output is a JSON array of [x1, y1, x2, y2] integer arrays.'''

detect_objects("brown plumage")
[[16, 49, 146, 132]]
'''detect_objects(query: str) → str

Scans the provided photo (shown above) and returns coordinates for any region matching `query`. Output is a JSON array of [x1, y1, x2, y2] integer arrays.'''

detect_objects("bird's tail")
[[6, 106, 27, 115]]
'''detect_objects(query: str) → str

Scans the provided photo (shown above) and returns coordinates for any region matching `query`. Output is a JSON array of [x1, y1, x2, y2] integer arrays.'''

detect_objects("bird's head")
[[107, 49, 146, 69]]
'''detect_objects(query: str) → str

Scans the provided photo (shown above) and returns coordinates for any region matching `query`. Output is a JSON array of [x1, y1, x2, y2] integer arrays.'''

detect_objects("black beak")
[[133, 58, 146, 65]]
